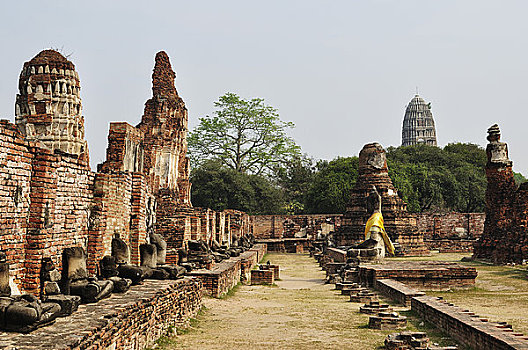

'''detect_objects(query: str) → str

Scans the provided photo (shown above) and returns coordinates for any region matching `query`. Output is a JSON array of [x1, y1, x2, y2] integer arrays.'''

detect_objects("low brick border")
[[0, 278, 203, 350]]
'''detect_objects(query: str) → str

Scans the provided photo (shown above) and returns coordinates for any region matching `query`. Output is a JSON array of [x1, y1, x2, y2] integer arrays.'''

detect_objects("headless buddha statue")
[[354, 186, 395, 258]]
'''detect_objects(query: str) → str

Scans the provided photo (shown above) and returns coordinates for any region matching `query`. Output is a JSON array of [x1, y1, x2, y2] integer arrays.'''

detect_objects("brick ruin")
[[334, 143, 428, 255], [0, 49, 252, 296], [250, 212, 485, 254], [15, 50, 89, 161], [473, 124, 528, 263], [416, 212, 485, 253], [250, 214, 341, 252]]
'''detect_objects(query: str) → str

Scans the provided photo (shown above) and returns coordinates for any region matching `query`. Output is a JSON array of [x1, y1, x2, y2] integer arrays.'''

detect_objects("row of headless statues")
[[0, 233, 187, 333], [0, 232, 256, 333]]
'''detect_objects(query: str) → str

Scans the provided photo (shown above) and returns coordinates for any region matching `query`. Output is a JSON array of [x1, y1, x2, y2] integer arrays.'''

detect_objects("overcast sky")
[[1, 1, 527, 174]]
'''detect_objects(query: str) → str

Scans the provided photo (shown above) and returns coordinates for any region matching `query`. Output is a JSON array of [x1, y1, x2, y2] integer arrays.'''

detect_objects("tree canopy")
[[386, 143, 487, 212], [190, 160, 285, 215], [188, 92, 300, 175], [304, 157, 359, 214], [275, 156, 316, 214]]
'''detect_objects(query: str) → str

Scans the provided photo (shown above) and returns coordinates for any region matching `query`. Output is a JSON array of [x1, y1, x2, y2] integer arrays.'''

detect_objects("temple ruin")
[[2, 49, 523, 349], [401, 94, 437, 147], [0, 50, 268, 348], [473, 124, 528, 263], [15, 50, 89, 160], [333, 142, 429, 256]]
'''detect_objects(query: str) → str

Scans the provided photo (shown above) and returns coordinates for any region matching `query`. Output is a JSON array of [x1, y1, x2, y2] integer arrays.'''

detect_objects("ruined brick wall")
[[47, 155, 94, 271], [225, 209, 250, 241], [0, 49, 258, 296], [137, 51, 191, 204], [415, 212, 485, 240], [88, 173, 132, 272], [25, 151, 93, 294], [412, 295, 528, 349], [474, 125, 528, 263], [0, 120, 94, 294], [250, 214, 342, 240], [155, 202, 192, 249], [130, 173, 149, 264], [98, 122, 144, 173], [88, 172, 151, 271], [250, 269, 274, 285], [0, 121, 33, 291], [415, 212, 485, 252], [0, 279, 203, 350]]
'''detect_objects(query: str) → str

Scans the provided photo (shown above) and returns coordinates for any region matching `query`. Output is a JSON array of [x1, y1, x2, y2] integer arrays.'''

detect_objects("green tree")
[[190, 160, 285, 214], [387, 143, 487, 213], [514, 172, 527, 186], [304, 157, 359, 214], [188, 92, 301, 175], [274, 155, 316, 214]]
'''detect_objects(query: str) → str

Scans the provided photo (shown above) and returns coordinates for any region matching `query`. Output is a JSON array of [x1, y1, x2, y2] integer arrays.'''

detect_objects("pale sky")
[[1, 1, 527, 174]]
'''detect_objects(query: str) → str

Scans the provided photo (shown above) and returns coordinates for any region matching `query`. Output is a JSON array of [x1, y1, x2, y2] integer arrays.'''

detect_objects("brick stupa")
[[15, 50, 89, 163], [334, 143, 428, 256]]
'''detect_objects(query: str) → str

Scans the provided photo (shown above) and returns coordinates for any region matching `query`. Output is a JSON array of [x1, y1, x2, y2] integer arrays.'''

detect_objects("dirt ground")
[[158, 251, 528, 350], [163, 253, 401, 350]]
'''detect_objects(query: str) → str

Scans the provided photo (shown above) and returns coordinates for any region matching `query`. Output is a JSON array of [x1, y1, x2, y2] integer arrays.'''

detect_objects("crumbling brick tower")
[[136, 52, 193, 249], [473, 124, 528, 263], [334, 143, 428, 256], [15, 50, 89, 162], [137, 51, 191, 203]]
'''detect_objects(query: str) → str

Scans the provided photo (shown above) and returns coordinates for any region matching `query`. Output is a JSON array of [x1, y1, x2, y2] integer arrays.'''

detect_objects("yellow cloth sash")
[[364, 212, 395, 255]]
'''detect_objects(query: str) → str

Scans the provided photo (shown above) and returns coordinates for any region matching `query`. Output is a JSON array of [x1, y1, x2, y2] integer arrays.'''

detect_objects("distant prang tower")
[[401, 94, 437, 147]]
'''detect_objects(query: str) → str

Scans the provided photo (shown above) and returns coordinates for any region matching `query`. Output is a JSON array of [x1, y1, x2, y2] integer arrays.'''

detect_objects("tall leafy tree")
[[188, 92, 301, 175], [190, 160, 285, 215], [387, 143, 487, 212], [274, 155, 316, 214], [304, 157, 359, 214]]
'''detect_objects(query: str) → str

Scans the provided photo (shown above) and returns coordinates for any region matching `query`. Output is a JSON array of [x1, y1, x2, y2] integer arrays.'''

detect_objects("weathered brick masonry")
[[250, 214, 341, 239], [188, 244, 266, 297], [251, 212, 485, 253], [0, 278, 203, 350], [373, 276, 528, 349], [474, 125, 528, 263], [416, 212, 485, 252], [0, 49, 254, 298], [0, 120, 94, 295], [333, 143, 428, 255]]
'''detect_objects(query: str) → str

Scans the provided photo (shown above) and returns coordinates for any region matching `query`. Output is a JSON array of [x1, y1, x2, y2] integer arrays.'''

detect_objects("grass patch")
[[399, 309, 461, 348], [219, 282, 242, 299], [259, 253, 270, 264], [146, 308, 208, 349]]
